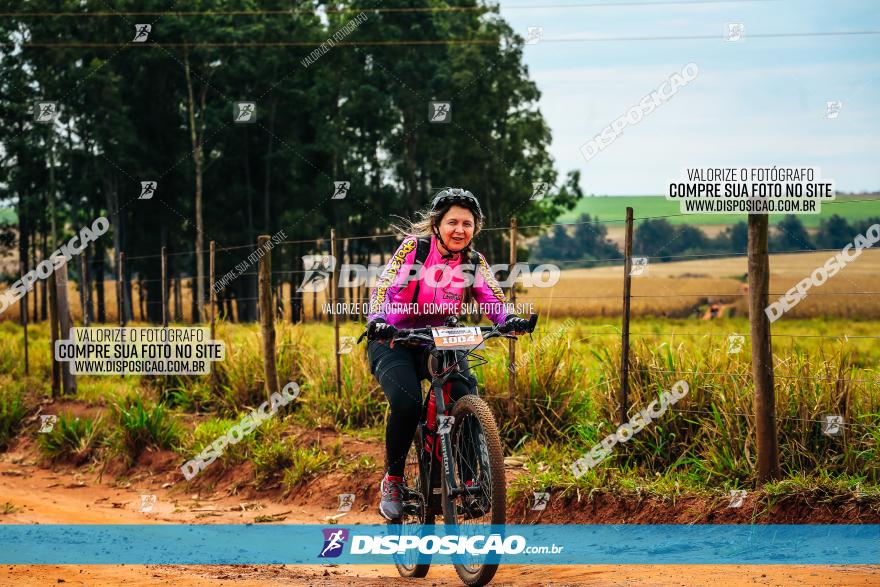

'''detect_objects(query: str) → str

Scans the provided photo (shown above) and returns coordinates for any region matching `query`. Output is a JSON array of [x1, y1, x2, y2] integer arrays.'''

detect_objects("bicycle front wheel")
[[442, 394, 506, 587]]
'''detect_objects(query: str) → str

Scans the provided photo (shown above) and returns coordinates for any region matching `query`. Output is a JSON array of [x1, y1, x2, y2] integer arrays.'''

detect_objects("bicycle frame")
[[420, 346, 491, 514], [361, 314, 537, 519]]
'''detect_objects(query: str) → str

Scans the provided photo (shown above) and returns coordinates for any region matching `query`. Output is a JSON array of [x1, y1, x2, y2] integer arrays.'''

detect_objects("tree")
[[815, 215, 852, 249], [571, 213, 619, 260], [772, 215, 813, 251]]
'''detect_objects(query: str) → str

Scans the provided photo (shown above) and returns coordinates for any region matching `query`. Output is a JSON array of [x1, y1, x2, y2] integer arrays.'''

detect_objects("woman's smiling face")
[[437, 204, 475, 253]]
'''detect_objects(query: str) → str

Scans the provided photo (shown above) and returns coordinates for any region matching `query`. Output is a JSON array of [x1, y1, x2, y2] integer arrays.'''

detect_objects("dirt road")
[[1, 453, 877, 586]]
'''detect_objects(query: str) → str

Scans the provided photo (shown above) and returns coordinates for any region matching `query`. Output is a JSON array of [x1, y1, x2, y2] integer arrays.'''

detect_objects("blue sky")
[[497, 0, 880, 194]]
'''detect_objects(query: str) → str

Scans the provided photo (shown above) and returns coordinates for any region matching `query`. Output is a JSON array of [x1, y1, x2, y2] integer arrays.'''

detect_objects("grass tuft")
[[108, 395, 182, 465], [37, 413, 105, 464]]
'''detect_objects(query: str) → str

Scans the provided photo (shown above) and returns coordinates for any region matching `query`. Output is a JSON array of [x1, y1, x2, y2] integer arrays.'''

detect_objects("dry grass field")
[[521, 249, 880, 319], [2, 250, 878, 322]]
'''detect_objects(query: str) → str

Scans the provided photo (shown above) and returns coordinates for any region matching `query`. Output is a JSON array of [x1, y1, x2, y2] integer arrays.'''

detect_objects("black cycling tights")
[[367, 340, 477, 477]]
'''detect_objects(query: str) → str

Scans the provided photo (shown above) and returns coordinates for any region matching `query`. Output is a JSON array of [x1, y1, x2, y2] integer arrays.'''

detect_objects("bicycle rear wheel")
[[391, 428, 435, 578], [442, 394, 506, 587]]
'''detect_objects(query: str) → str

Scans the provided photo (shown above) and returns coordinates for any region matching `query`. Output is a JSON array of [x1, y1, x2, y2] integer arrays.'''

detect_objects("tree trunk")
[[40, 230, 48, 320], [402, 107, 420, 211], [183, 45, 206, 322], [95, 240, 106, 323]]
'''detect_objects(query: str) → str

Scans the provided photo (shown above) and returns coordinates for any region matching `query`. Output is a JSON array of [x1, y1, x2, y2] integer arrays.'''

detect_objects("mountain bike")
[[359, 314, 538, 586]]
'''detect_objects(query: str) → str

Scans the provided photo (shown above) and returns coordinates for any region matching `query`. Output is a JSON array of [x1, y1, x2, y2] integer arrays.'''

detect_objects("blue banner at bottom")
[[0, 524, 877, 565]]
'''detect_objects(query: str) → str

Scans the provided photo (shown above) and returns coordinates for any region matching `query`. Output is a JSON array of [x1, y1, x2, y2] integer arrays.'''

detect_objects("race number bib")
[[431, 326, 485, 350]]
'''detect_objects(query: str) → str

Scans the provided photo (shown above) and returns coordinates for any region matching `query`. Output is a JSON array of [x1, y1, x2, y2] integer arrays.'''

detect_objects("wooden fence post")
[[209, 241, 216, 340], [117, 252, 126, 327], [53, 255, 77, 395], [161, 246, 168, 327], [79, 254, 90, 326], [619, 207, 634, 424], [748, 214, 779, 484], [209, 240, 218, 392], [258, 235, 279, 401], [331, 229, 341, 396], [137, 276, 145, 321], [507, 217, 517, 420], [20, 266, 29, 376], [47, 269, 60, 398], [314, 237, 321, 322]]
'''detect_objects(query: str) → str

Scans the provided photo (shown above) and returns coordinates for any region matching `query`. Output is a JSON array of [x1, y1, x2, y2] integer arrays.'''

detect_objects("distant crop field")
[[557, 194, 880, 227], [519, 250, 880, 319]]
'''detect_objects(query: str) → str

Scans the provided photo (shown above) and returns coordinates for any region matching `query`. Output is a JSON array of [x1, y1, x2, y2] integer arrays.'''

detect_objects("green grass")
[[248, 435, 344, 490], [0, 386, 26, 450], [556, 194, 880, 227], [1, 318, 878, 497], [107, 395, 182, 465], [281, 442, 344, 492], [37, 413, 105, 464]]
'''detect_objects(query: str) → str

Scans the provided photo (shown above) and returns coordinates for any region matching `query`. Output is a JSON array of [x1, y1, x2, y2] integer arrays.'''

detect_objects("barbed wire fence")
[[3, 199, 879, 482]]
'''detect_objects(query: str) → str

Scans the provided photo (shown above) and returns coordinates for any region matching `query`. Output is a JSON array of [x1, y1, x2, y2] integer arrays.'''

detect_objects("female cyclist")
[[364, 187, 531, 520]]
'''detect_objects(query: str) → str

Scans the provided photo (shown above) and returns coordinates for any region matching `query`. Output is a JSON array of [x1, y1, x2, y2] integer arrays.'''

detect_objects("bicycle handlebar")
[[358, 314, 538, 345]]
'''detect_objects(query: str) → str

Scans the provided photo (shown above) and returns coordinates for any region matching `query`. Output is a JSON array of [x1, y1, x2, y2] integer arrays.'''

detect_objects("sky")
[[496, 0, 880, 194]]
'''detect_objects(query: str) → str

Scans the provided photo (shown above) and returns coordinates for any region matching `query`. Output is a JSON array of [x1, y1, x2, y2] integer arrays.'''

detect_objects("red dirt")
[[1, 420, 878, 585], [509, 491, 880, 525]]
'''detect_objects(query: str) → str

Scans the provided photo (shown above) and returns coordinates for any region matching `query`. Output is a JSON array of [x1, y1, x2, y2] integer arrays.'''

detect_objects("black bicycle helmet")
[[430, 187, 483, 223]]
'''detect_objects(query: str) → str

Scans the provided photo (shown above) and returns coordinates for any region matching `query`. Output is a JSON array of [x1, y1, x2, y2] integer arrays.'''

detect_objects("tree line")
[[0, 0, 582, 323], [531, 213, 880, 266]]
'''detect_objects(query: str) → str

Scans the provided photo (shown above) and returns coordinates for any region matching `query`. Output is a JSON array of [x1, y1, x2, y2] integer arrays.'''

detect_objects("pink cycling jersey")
[[367, 234, 513, 329]]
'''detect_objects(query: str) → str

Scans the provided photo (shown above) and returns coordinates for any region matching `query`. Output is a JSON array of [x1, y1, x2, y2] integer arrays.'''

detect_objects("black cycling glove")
[[367, 318, 398, 341], [501, 315, 531, 333]]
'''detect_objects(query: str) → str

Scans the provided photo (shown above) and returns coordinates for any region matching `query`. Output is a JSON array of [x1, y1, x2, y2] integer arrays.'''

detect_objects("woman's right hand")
[[367, 319, 399, 342]]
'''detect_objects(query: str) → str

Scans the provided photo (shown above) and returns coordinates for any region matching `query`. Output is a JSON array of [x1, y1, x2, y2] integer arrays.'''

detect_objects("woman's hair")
[[390, 202, 482, 254]]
